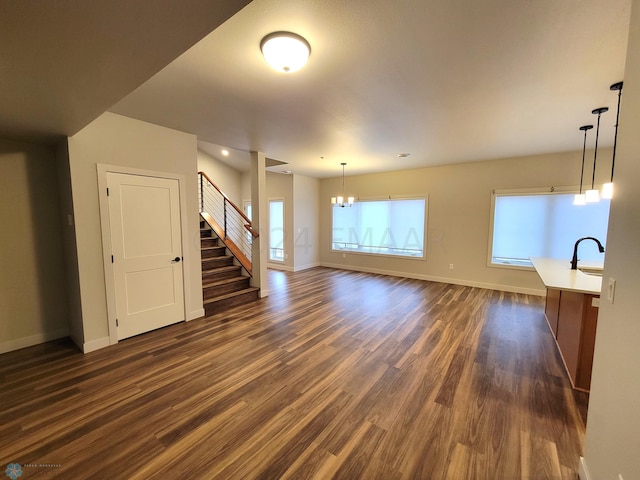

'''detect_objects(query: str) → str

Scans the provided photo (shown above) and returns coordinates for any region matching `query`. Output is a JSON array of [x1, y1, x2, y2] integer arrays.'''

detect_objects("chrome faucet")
[[571, 237, 605, 270]]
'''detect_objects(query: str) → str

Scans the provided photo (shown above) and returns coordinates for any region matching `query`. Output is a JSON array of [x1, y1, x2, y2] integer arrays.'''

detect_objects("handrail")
[[198, 171, 257, 277], [198, 171, 258, 238]]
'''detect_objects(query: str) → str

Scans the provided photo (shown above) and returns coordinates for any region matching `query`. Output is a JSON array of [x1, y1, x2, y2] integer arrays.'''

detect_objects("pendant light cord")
[[590, 107, 608, 189], [580, 129, 588, 194], [611, 82, 623, 181]]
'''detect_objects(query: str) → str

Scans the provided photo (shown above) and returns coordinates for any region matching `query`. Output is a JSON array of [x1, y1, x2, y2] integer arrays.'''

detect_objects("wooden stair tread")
[[201, 255, 234, 264], [202, 276, 248, 288], [201, 265, 240, 275], [202, 287, 260, 304]]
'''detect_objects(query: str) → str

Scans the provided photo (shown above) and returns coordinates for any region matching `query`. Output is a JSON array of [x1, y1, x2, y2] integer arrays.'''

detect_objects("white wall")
[[293, 174, 320, 271], [197, 149, 242, 205], [319, 149, 613, 294], [582, 0, 640, 477], [67, 112, 202, 350], [266, 172, 294, 270], [0, 138, 69, 352]]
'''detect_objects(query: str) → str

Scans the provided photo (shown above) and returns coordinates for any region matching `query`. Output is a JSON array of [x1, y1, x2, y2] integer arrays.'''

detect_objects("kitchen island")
[[531, 257, 603, 392]]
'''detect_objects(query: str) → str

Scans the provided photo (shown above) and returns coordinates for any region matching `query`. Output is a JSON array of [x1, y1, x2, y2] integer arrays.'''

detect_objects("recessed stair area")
[[200, 220, 260, 316]]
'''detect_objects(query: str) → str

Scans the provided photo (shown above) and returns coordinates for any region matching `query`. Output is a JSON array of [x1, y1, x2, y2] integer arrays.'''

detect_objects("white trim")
[[320, 262, 546, 296], [493, 185, 579, 196], [331, 195, 429, 261], [487, 185, 606, 270], [578, 457, 591, 480], [188, 308, 205, 321], [268, 197, 286, 262], [268, 262, 294, 272], [82, 336, 111, 354], [96, 164, 191, 346], [0, 329, 69, 354], [293, 262, 320, 272]]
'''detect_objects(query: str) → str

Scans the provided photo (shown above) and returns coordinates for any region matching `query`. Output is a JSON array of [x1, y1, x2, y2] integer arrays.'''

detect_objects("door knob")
[[172, 257, 181, 263]]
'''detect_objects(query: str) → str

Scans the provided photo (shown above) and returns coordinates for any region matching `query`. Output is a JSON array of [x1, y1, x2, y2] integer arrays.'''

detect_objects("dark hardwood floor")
[[0, 267, 588, 479]]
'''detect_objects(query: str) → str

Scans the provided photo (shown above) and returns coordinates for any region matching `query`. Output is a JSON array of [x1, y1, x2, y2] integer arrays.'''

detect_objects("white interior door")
[[107, 172, 185, 340]]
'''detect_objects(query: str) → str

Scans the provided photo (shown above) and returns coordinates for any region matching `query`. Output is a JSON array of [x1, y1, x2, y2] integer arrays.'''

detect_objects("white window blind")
[[490, 192, 610, 267], [332, 198, 426, 258]]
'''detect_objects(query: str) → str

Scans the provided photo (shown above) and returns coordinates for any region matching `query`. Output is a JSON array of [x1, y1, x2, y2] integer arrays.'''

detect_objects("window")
[[332, 197, 426, 258], [269, 199, 284, 261], [489, 189, 610, 268]]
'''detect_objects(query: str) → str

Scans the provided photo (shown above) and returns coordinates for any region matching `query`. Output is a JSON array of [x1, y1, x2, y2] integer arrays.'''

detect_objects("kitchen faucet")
[[570, 237, 605, 270]]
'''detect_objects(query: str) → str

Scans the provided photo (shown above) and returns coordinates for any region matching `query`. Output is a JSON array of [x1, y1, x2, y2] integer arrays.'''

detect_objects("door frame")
[[97, 164, 192, 346]]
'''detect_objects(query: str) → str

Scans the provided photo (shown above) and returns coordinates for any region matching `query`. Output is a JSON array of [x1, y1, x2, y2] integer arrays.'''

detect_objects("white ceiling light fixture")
[[260, 31, 311, 73], [221, 149, 229, 156], [331, 163, 355, 208]]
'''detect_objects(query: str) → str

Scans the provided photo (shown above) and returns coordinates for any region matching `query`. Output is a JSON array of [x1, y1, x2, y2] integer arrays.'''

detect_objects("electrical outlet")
[[342, 253, 346, 258], [449, 264, 454, 270]]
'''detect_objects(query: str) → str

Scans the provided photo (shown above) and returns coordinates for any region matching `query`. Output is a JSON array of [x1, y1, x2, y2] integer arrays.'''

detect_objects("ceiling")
[[0, 0, 251, 142], [1, 1, 632, 178]]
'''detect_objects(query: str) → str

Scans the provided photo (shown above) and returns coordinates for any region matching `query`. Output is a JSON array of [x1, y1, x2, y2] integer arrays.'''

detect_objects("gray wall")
[[582, 0, 640, 477], [67, 112, 203, 350], [0, 138, 69, 352]]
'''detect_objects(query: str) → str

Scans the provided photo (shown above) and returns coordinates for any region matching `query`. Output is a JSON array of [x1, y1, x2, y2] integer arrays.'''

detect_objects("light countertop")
[[530, 257, 603, 295]]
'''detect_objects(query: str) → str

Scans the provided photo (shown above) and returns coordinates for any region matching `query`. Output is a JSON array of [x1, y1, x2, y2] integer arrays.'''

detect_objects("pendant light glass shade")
[[574, 125, 593, 206], [573, 193, 586, 206], [585, 189, 600, 203], [601, 182, 613, 199], [260, 32, 311, 73]]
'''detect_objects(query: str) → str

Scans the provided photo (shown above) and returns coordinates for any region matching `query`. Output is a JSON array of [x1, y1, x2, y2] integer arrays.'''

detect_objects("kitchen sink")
[[578, 267, 604, 277]]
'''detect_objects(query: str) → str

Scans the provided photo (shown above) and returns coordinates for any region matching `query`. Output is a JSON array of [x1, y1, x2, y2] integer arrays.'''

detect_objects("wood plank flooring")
[[0, 267, 589, 479]]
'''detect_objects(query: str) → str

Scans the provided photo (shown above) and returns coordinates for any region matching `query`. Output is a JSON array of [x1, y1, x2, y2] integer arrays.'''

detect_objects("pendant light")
[[602, 81, 623, 199], [331, 163, 354, 207], [585, 107, 608, 203], [574, 124, 593, 205]]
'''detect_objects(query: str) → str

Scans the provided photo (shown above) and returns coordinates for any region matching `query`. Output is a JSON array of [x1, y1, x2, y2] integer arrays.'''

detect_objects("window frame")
[[331, 195, 428, 260], [487, 185, 607, 271], [268, 198, 285, 263]]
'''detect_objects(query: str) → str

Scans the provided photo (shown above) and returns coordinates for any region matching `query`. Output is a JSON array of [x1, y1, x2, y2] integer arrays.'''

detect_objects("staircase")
[[200, 220, 260, 316]]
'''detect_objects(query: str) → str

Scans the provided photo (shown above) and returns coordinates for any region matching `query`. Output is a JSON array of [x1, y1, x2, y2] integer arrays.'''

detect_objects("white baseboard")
[[267, 263, 294, 272], [0, 328, 69, 354], [259, 288, 269, 298], [578, 457, 591, 480], [320, 262, 546, 296], [187, 308, 205, 321], [82, 336, 111, 354], [293, 262, 320, 272]]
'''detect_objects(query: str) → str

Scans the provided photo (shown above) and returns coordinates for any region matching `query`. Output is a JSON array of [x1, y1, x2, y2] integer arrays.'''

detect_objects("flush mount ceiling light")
[[260, 31, 311, 73], [574, 125, 593, 206]]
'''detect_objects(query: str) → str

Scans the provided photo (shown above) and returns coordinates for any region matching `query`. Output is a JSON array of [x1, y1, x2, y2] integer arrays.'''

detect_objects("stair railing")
[[198, 171, 258, 276]]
